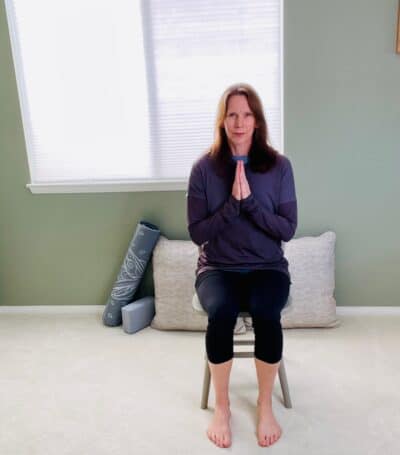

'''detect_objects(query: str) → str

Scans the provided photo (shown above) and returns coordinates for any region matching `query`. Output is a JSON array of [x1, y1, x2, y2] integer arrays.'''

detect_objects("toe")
[[271, 432, 280, 445], [221, 435, 226, 447], [269, 435, 274, 444]]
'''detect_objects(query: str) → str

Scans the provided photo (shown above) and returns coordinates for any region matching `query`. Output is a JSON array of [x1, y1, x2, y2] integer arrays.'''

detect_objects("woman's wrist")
[[241, 192, 252, 202]]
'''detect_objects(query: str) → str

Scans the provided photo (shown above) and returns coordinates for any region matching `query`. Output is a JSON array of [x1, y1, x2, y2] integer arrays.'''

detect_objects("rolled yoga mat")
[[102, 220, 161, 327]]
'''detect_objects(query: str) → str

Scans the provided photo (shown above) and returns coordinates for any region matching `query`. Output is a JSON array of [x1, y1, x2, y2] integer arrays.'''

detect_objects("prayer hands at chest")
[[232, 160, 251, 201]]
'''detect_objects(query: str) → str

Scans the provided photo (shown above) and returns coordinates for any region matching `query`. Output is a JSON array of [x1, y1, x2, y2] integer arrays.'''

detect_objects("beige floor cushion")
[[151, 237, 204, 331], [150, 231, 340, 331], [280, 231, 340, 328]]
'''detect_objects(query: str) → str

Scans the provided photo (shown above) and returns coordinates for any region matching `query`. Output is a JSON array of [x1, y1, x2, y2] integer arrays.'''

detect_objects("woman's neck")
[[228, 141, 251, 156]]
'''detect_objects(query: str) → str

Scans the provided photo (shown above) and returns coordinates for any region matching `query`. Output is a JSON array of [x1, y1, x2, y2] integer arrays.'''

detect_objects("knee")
[[252, 318, 282, 337], [253, 319, 283, 364], [251, 309, 281, 327]]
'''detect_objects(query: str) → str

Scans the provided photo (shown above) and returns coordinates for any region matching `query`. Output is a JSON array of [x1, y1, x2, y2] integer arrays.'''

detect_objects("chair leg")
[[201, 353, 211, 409], [278, 358, 292, 408]]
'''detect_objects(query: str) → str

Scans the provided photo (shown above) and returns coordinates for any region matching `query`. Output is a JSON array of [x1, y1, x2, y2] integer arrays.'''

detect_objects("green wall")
[[1, 0, 399, 306]]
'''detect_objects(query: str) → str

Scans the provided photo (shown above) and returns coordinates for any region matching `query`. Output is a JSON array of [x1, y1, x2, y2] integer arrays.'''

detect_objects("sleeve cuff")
[[240, 192, 256, 212], [226, 194, 241, 216]]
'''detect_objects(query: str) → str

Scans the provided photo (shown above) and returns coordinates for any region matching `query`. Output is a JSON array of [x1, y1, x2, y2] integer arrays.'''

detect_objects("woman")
[[186, 83, 297, 448]]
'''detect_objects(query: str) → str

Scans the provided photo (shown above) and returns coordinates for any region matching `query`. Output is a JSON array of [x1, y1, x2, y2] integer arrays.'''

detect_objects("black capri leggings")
[[195, 269, 291, 365]]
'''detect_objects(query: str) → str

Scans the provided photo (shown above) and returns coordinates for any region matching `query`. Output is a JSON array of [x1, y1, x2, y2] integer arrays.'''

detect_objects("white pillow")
[[280, 230, 340, 328], [150, 231, 340, 331], [151, 237, 205, 331]]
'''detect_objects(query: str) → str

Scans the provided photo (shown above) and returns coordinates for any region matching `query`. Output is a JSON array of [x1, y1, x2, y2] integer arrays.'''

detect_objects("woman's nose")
[[235, 116, 243, 127]]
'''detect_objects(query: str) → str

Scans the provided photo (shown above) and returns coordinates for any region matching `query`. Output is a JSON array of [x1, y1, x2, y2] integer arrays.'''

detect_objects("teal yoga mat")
[[102, 220, 161, 327]]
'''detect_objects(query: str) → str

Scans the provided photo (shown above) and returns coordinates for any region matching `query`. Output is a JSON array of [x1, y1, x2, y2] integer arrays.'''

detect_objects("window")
[[5, 0, 283, 193]]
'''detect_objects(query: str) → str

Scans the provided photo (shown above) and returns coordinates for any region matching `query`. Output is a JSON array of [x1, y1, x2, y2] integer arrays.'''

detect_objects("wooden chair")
[[192, 295, 293, 410]]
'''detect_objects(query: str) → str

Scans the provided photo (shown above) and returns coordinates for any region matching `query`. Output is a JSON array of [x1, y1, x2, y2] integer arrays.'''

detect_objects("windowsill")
[[26, 179, 188, 194]]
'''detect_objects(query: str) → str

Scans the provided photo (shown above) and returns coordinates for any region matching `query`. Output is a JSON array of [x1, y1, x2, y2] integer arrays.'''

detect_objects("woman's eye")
[[226, 113, 253, 118]]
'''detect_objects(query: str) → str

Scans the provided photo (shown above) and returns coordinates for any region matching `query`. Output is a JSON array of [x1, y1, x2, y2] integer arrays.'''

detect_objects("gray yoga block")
[[122, 296, 155, 334]]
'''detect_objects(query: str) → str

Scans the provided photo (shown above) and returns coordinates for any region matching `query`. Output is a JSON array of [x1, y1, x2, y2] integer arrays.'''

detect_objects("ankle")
[[215, 400, 230, 410], [257, 397, 272, 408]]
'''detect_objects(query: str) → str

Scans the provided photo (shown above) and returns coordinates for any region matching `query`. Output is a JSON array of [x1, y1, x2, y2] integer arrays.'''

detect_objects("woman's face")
[[223, 94, 257, 152]]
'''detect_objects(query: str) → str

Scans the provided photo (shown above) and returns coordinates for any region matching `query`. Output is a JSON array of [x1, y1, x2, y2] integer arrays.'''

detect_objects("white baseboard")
[[0, 305, 400, 315]]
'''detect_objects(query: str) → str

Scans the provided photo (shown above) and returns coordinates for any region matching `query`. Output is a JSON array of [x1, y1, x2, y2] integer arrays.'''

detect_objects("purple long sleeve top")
[[186, 152, 298, 282]]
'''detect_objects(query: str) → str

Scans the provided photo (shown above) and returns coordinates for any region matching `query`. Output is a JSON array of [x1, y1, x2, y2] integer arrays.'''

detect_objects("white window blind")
[[5, 0, 283, 193]]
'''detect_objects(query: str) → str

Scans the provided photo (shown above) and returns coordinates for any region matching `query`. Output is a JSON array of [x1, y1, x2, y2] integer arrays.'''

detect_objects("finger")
[[235, 160, 240, 175], [241, 161, 247, 179]]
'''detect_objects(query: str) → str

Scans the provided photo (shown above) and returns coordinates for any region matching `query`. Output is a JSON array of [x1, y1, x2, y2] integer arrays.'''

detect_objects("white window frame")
[[5, 0, 284, 194]]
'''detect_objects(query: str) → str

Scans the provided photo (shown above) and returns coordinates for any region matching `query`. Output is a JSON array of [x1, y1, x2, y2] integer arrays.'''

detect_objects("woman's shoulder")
[[275, 153, 294, 174], [191, 149, 214, 173]]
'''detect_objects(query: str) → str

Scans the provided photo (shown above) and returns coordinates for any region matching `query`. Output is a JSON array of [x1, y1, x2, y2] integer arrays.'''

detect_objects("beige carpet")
[[0, 305, 399, 455]]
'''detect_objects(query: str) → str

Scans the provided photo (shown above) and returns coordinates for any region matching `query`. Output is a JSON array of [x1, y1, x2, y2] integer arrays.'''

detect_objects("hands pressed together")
[[232, 160, 251, 201]]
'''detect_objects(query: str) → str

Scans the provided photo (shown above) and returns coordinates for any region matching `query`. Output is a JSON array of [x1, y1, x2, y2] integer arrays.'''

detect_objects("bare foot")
[[256, 401, 282, 447], [206, 405, 232, 448]]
